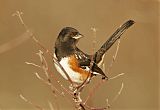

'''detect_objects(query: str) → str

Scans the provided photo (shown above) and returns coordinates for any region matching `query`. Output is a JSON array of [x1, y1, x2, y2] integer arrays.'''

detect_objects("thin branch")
[[36, 50, 74, 98], [13, 11, 64, 110], [105, 99, 110, 109], [26, 61, 69, 97], [48, 101, 55, 110], [84, 27, 108, 106], [36, 50, 49, 79], [91, 27, 98, 53], [81, 27, 99, 104], [55, 79, 72, 96], [84, 80, 104, 104], [19, 94, 44, 110], [35, 51, 66, 97], [113, 39, 120, 61], [84, 72, 125, 106], [36, 49, 73, 97], [33, 36, 74, 84], [109, 73, 125, 80], [107, 39, 121, 74], [12, 11, 28, 30], [14, 10, 131, 110], [25, 62, 41, 68], [46, 70, 75, 108], [13, 10, 73, 85], [34, 72, 51, 86], [111, 82, 124, 104]]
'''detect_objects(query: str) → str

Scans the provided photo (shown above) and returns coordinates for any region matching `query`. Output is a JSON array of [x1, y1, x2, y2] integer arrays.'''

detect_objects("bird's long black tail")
[[93, 20, 135, 64]]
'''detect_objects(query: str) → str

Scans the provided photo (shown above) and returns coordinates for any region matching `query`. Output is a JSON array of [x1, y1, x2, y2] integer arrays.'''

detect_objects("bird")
[[54, 20, 135, 84]]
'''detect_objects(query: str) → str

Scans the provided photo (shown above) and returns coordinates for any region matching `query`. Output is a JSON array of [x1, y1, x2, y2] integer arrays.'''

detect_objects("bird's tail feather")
[[93, 20, 135, 64]]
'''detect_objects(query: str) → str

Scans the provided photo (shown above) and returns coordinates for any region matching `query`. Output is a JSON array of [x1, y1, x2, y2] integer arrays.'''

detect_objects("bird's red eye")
[[72, 32, 78, 36]]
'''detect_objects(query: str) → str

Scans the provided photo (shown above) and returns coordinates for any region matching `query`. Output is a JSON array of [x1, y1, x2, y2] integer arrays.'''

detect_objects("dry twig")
[[111, 82, 124, 104], [84, 29, 123, 110], [107, 39, 121, 74], [19, 94, 44, 110], [13, 10, 74, 85], [109, 73, 125, 80], [48, 101, 54, 110]]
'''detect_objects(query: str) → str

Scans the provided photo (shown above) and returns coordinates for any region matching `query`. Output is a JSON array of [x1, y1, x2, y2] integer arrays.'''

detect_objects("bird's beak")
[[73, 34, 84, 39]]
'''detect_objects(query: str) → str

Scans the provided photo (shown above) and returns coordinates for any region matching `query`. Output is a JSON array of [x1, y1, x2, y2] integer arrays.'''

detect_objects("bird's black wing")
[[75, 48, 107, 78], [75, 48, 91, 66]]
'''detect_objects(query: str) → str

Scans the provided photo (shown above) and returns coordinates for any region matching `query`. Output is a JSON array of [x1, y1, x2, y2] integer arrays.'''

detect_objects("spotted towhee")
[[54, 20, 135, 83]]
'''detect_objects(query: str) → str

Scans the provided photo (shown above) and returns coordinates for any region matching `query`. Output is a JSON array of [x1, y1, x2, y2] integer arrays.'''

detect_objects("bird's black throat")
[[55, 41, 76, 61]]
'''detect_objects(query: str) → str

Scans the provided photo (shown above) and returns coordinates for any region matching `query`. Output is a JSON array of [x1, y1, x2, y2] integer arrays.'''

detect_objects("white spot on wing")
[[97, 54, 105, 67], [78, 55, 82, 59], [75, 54, 78, 59], [84, 66, 99, 75]]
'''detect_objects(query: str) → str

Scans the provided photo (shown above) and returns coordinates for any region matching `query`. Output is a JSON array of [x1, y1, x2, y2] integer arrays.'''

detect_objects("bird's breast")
[[54, 54, 91, 83]]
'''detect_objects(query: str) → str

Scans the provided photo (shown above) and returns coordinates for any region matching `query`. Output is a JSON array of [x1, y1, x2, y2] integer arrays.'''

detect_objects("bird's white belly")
[[54, 57, 83, 83]]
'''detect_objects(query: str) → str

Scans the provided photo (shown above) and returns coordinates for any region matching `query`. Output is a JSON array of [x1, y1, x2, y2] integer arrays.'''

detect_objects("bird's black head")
[[57, 27, 83, 44], [55, 27, 83, 59]]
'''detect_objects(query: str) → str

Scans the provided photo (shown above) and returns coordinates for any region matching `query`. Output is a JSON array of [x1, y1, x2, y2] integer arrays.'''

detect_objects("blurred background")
[[0, 0, 159, 110]]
